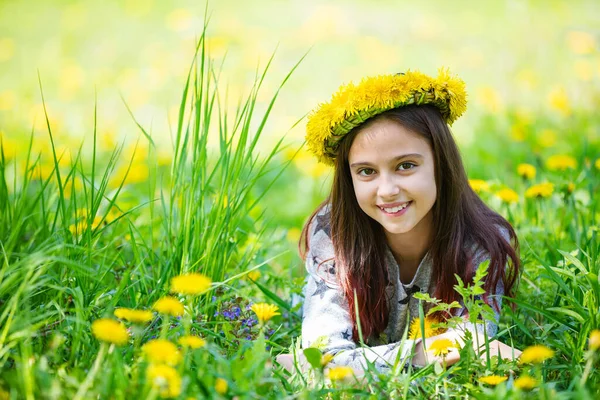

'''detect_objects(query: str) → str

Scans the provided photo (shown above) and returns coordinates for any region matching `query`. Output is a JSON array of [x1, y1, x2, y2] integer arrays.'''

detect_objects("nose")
[[377, 172, 401, 199]]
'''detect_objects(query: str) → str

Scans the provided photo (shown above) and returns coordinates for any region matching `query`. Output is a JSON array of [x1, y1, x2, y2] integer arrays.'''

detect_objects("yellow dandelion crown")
[[305, 67, 467, 165]]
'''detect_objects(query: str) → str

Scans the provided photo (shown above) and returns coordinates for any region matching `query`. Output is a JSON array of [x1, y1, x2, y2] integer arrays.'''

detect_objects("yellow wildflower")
[[478, 375, 507, 386], [147, 364, 182, 398], [496, 188, 519, 204], [327, 365, 354, 381], [247, 270, 261, 281], [114, 308, 153, 324], [408, 316, 446, 339], [589, 329, 600, 351], [546, 154, 577, 171], [251, 303, 280, 323], [321, 353, 334, 367], [142, 339, 182, 366], [567, 182, 575, 194], [517, 163, 536, 180], [525, 182, 554, 199], [91, 319, 129, 346], [595, 158, 600, 170], [519, 344, 554, 364], [171, 273, 212, 296], [469, 179, 489, 194], [153, 296, 184, 317], [215, 378, 228, 394], [429, 338, 456, 357], [514, 375, 537, 391], [178, 335, 206, 349]]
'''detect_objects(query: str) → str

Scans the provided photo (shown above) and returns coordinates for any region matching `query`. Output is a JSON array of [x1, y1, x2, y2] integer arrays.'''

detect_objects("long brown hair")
[[300, 105, 520, 342]]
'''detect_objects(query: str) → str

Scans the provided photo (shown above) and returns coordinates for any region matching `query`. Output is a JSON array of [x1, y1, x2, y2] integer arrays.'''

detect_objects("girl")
[[298, 69, 521, 373]]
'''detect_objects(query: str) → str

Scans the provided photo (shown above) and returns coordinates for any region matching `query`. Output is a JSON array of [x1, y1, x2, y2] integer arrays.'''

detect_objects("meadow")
[[1, 1, 600, 399]]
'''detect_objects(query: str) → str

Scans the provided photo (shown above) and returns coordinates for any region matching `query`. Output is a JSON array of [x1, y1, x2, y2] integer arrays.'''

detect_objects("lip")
[[377, 201, 411, 209]]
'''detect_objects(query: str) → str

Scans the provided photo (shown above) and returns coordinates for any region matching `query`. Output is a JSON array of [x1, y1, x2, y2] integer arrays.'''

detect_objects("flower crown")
[[305, 68, 467, 165]]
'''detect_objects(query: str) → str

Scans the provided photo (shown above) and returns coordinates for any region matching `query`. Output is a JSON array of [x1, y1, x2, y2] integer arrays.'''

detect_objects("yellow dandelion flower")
[[546, 154, 577, 171], [429, 338, 456, 357], [495, 188, 519, 204], [514, 375, 537, 391], [147, 364, 182, 398], [567, 182, 575, 194], [517, 163, 536, 180], [525, 183, 554, 199], [408, 316, 446, 339], [247, 270, 261, 281], [142, 339, 182, 366], [215, 377, 228, 394], [519, 344, 554, 364], [171, 273, 212, 296], [114, 308, 153, 324], [595, 158, 600, 170], [478, 375, 507, 386], [321, 353, 334, 367], [469, 179, 489, 194], [327, 365, 354, 381], [178, 335, 206, 349], [91, 318, 129, 346], [153, 296, 184, 317], [589, 329, 600, 351], [251, 303, 280, 323]]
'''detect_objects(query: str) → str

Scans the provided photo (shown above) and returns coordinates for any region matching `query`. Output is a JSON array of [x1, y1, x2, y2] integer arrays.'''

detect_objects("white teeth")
[[382, 202, 410, 213]]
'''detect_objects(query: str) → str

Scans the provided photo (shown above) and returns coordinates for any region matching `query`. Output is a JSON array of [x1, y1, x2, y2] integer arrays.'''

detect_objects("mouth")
[[378, 201, 412, 215]]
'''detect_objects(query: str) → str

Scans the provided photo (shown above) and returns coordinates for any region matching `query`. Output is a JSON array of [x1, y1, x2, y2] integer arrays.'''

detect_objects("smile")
[[378, 201, 412, 215]]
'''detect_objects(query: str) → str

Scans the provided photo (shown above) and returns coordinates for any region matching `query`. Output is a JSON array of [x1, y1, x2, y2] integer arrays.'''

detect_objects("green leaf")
[[302, 347, 323, 370]]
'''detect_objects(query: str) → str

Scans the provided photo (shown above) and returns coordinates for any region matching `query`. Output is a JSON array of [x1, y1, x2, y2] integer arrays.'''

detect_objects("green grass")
[[1, 16, 600, 400]]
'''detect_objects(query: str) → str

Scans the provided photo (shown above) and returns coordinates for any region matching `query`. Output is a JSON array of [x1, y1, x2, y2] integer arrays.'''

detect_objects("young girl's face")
[[347, 118, 437, 237]]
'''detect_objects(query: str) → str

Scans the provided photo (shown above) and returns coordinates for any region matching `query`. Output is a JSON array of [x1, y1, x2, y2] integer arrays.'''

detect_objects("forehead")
[[348, 118, 432, 162]]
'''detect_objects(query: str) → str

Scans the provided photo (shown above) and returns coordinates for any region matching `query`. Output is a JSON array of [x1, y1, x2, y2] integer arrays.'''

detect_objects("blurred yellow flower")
[[91, 319, 129, 346], [519, 344, 554, 364], [321, 353, 334, 367], [215, 378, 228, 394], [408, 316, 446, 339], [178, 335, 206, 349], [589, 329, 600, 351], [250, 303, 280, 323], [429, 338, 456, 357], [0, 38, 14, 62], [478, 375, 507, 386], [537, 129, 557, 148], [566, 31, 596, 55], [567, 182, 575, 194], [287, 227, 302, 243], [594, 158, 600, 170], [153, 296, 184, 317], [477, 86, 503, 113], [247, 270, 261, 281], [546, 154, 577, 171], [547, 87, 571, 116], [514, 375, 537, 391], [114, 308, 153, 324], [468, 179, 489, 194], [327, 365, 354, 381], [142, 339, 182, 366], [495, 188, 519, 204], [147, 364, 182, 398], [171, 273, 212, 296], [517, 163, 536, 180], [574, 59, 594, 81], [525, 183, 554, 199]]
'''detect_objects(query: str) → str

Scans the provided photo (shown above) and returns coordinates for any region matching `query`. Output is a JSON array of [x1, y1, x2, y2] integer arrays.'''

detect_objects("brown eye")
[[397, 162, 416, 171], [358, 168, 375, 176]]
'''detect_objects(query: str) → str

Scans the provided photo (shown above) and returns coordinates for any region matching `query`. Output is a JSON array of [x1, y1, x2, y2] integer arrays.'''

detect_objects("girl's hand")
[[411, 331, 522, 367]]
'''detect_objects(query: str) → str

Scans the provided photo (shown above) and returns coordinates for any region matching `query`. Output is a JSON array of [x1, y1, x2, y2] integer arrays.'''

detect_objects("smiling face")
[[348, 117, 437, 240]]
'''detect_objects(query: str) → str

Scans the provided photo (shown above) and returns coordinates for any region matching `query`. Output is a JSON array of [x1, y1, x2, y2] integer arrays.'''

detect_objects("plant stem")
[[73, 342, 109, 400]]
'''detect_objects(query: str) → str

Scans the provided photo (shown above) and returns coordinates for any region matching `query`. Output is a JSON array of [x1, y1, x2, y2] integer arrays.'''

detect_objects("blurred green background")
[[1, 0, 598, 149]]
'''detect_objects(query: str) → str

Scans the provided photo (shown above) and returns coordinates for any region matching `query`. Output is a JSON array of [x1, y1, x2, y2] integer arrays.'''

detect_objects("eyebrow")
[[350, 153, 424, 168]]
